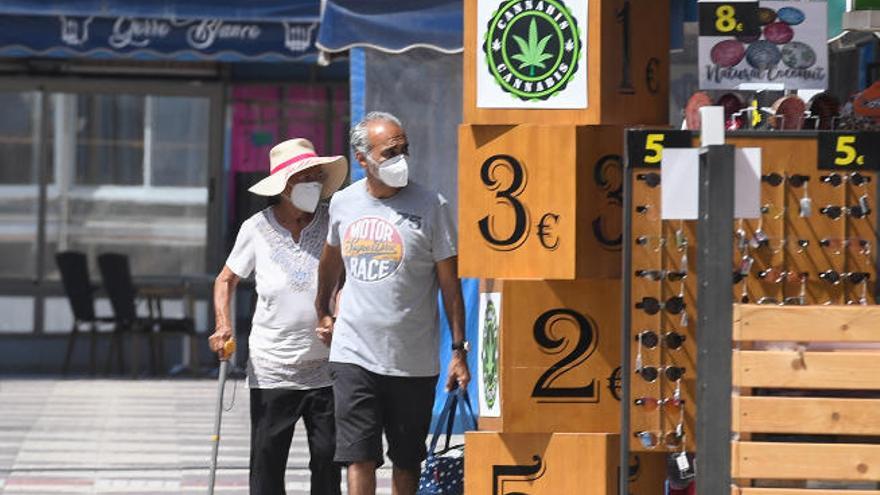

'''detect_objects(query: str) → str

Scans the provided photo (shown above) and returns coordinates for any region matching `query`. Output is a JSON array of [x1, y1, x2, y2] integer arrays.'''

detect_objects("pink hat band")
[[270, 152, 318, 175]]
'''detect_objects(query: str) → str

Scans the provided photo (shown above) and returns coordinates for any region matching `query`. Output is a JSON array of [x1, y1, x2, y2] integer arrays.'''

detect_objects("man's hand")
[[316, 315, 335, 347], [445, 351, 471, 392], [208, 325, 233, 360]]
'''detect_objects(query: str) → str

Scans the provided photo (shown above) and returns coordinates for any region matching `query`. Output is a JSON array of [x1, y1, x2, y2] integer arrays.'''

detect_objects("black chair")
[[97, 253, 199, 375], [55, 251, 114, 375]]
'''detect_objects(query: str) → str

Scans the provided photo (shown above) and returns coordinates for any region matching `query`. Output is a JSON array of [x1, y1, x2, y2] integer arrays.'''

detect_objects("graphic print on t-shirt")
[[341, 216, 404, 282]]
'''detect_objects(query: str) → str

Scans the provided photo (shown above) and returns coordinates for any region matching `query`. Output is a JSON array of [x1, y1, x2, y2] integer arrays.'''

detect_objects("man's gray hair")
[[350, 111, 403, 155]]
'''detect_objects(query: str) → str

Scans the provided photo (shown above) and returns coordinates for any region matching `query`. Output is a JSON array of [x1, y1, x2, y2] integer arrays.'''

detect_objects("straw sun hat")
[[248, 138, 348, 198]]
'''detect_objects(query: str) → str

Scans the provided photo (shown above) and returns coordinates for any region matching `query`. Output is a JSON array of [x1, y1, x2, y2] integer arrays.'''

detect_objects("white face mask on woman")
[[289, 181, 322, 212], [368, 154, 409, 188]]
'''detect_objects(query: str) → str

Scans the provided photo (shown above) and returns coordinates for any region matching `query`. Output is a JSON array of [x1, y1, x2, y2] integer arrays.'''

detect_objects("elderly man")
[[315, 111, 470, 495]]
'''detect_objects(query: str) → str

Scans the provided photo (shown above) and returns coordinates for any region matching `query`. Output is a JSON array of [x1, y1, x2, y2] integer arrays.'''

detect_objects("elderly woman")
[[209, 138, 347, 495]]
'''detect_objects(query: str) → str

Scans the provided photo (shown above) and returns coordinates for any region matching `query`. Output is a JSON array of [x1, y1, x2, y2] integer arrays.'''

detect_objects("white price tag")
[[676, 452, 690, 473]]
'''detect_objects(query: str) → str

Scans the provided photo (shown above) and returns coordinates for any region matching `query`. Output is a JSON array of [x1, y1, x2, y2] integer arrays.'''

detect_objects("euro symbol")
[[645, 57, 660, 94], [607, 366, 622, 402], [537, 213, 560, 250]]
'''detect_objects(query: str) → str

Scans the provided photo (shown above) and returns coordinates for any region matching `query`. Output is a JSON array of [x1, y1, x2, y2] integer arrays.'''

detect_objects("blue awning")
[[316, 0, 463, 54], [0, 1, 322, 62]]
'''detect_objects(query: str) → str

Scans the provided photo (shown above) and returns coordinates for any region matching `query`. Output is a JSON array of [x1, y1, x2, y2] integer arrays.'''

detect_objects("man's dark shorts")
[[329, 362, 438, 470]]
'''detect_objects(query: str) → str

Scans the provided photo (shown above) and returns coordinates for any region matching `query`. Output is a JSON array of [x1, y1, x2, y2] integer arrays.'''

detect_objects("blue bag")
[[416, 389, 478, 495]]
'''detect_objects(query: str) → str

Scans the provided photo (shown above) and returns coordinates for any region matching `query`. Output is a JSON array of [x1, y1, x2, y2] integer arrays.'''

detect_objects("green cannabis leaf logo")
[[482, 300, 498, 409], [511, 19, 554, 77]]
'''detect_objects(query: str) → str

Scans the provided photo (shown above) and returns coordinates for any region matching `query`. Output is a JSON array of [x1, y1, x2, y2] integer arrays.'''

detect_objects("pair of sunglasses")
[[636, 365, 686, 382], [760, 204, 786, 219], [635, 235, 666, 251], [756, 296, 806, 306], [757, 268, 807, 284], [633, 396, 685, 412], [635, 204, 660, 220], [820, 205, 871, 220], [788, 174, 810, 188], [637, 172, 661, 188], [634, 429, 684, 449], [760, 173, 810, 188], [634, 269, 688, 282], [820, 172, 872, 187], [636, 330, 686, 350], [635, 296, 686, 315], [819, 271, 871, 285], [820, 238, 872, 255]]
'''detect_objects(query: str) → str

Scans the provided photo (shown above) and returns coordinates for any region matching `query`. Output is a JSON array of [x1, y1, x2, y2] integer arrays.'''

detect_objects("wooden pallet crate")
[[731, 304, 880, 492]]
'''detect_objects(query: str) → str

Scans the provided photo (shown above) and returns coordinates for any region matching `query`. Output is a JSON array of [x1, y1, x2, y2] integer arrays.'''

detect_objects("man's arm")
[[315, 243, 344, 346], [436, 256, 470, 391]]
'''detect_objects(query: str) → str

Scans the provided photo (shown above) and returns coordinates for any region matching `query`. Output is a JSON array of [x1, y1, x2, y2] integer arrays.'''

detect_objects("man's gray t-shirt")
[[327, 179, 457, 377]]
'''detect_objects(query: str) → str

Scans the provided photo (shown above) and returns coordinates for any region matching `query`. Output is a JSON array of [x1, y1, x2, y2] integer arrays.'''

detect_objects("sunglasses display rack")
[[630, 167, 699, 454], [626, 131, 879, 456]]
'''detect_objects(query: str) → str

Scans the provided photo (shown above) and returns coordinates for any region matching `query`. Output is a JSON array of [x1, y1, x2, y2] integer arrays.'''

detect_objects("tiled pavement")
[[0, 378, 421, 494]]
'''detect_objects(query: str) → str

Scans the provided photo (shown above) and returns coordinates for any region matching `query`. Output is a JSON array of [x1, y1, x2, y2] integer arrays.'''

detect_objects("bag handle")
[[428, 388, 479, 455]]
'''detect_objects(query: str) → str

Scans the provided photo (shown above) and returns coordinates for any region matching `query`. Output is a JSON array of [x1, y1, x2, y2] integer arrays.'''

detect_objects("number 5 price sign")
[[818, 132, 880, 171], [627, 130, 693, 169]]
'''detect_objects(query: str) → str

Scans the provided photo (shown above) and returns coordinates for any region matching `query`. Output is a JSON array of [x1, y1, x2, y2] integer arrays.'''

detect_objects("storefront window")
[[0, 91, 40, 278], [0, 92, 39, 185], [75, 94, 145, 186], [149, 96, 210, 187]]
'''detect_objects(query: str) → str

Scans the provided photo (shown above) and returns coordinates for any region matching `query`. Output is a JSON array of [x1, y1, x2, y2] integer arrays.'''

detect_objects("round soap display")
[[736, 32, 761, 43], [711, 40, 746, 68], [745, 41, 782, 70], [771, 95, 806, 130], [764, 22, 794, 44], [716, 93, 744, 123], [685, 91, 713, 131], [777, 6, 805, 26], [808, 92, 840, 130], [757, 7, 778, 25], [781, 41, 816, 69]]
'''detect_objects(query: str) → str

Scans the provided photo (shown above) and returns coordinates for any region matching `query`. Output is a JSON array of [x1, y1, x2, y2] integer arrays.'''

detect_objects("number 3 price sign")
[[459, 125, 624, 280]]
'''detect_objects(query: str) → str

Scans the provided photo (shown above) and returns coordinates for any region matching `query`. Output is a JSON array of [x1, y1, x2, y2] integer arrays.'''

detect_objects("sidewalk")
[[0, 378, 413, 494]]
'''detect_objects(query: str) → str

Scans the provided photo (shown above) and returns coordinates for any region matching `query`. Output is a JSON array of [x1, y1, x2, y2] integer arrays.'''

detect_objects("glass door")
[[0, 79, 223, 335], [0, 90, 43, 333]]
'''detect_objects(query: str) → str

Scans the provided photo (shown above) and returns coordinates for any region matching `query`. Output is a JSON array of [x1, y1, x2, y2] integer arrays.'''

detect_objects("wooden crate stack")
[[731, 304, 880, 493]]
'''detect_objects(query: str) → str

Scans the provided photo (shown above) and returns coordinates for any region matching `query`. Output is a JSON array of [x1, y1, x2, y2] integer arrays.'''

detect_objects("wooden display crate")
[[499, 279, 622, 433], [463, 0, 669, 126], [464, 432, 668, 495], [731, 304, 880, 491], [459, 124, 624, 279]]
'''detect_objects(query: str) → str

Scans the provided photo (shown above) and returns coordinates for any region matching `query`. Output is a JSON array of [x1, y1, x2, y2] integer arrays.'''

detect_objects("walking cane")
[[208, 338, 236, 495]]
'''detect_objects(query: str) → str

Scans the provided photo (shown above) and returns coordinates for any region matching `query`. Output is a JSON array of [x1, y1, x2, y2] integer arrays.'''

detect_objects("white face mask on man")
[[368, 153, 409, 188], [289, 181, 322, 213]]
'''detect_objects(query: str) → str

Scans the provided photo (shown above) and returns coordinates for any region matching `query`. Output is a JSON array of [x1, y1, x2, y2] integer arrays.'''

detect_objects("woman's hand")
[[316, 316, 335, 347], [208, 325, 233, 360]]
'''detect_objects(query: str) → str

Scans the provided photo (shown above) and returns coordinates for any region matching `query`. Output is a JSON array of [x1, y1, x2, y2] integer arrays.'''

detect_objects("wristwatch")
[[451, 340, 470, 352]]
